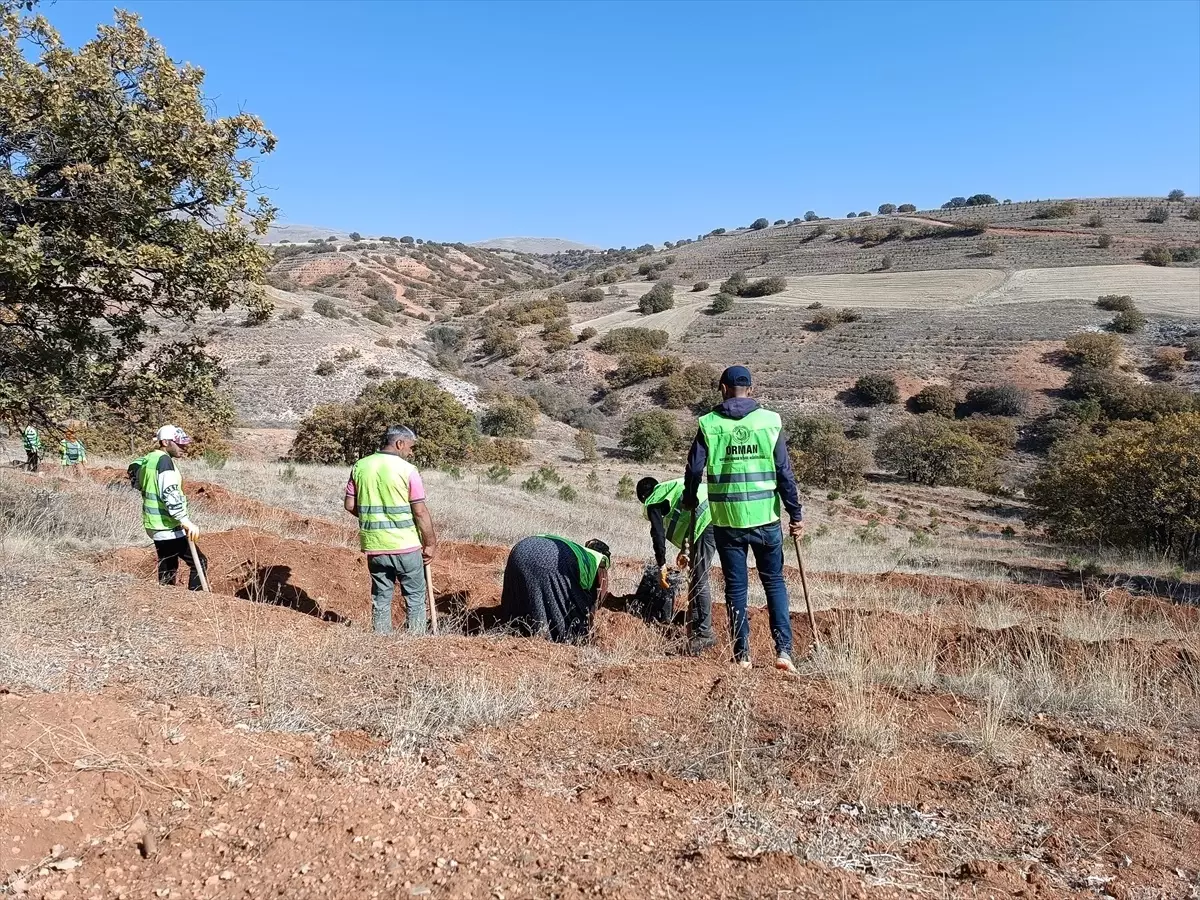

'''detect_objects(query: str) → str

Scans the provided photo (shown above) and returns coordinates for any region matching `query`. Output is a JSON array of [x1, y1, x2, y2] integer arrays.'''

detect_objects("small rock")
[[219, 869, 235, 880]]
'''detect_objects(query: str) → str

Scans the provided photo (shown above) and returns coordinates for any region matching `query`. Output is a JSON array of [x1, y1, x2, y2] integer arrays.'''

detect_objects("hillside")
[[202, 196, 1199, 439]]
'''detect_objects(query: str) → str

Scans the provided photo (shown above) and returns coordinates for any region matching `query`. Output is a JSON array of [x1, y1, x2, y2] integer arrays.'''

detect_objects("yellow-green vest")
[[698, 407, 782, 528], [351, 452, 422, 553], [137, 449, 180, 533], [643, 478, 711, 549]]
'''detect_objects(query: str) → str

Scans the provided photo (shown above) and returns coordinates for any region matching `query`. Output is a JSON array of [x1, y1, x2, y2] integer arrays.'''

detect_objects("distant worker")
[[344, 425, 438, 635], [636, 475, 716, 653], [21, 425, 42, 473], [59, 429, 87, 474], [682, 365, 804, 673], [129, 425, 208, 590], [500, 535, 611, 643]]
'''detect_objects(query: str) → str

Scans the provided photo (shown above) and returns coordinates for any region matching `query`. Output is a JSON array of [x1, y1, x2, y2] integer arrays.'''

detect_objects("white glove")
[[181, 520, 200, 540]]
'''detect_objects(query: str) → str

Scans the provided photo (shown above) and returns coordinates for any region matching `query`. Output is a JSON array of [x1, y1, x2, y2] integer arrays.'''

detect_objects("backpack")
[[126, 459, 143, 490]]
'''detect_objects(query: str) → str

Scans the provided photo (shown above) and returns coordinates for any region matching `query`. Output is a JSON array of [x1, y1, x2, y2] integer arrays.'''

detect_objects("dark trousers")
[[25, 450, 39, 473], [714, 521, 794, 662], [686, 527, 716, 640], [154, 536, 208, 591]]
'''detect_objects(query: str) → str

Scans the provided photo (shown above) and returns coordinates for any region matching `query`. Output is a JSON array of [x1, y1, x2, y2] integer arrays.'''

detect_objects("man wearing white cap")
[[129, 425, 208, 590]]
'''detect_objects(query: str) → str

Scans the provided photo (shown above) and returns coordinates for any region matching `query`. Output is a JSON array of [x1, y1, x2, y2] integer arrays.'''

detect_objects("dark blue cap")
[[720, 365, 752, 387]]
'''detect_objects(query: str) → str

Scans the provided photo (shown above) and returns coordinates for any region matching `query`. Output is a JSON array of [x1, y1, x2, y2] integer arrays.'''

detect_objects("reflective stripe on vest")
[[351, 453, 421, 552], [137, 449, 180, 533], [61, 440, 85, 463], [643, 478, 711, 549], [698, 407, 782, 528]]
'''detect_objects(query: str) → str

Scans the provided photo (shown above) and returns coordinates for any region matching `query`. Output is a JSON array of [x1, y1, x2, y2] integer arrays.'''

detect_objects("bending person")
[[636, 476, 716, 653], [500, 535, 611, 643]]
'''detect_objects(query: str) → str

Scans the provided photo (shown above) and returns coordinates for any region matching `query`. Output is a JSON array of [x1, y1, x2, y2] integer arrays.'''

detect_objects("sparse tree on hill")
[[878, 203, 897, 215], [0, 6, 276, 426], [965, 194, 998, 206], [966, 383, 1028, 417], [897, 203, 917, 213], [750, 218, 770, 230], [853, 374, 900, 406], [1145, 206, 1169, 224], [847, 212, 857, 218], [910, 384, 957, 417], [1110, 308, 1147, 334], [942, 197, 968, 209], [619, 410, 680, 462], [711, 293, 735, 314], [1097, 233, 1113, 249], [1168, 189, 1185, 201], [876, 418, 998, 488], [858, 211, 871, 218], [1030, 413, 1200, 565], [638, 280, 675, 314], [804, 211, 819, 221], [349, 231, 362, 241]]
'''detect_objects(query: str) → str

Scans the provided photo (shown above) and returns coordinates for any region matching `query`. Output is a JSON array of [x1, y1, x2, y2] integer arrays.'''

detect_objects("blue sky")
[[47, 0, 1200, 248]]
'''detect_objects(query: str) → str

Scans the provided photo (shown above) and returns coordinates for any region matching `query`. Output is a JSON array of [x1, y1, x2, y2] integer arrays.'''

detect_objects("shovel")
[[791, 535, 820, 652], [425, 563, 438, 635], [188, 536, 210, 593]]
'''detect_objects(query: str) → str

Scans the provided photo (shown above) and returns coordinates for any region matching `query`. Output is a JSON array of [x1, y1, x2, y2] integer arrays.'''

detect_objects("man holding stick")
[[682, 366, 805, 672], [345, 425, 438, 634], [131, 425, 209, 591]]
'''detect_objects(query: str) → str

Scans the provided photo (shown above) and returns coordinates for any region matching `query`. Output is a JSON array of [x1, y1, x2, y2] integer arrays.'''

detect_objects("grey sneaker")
[[775, 653, 796, 674]]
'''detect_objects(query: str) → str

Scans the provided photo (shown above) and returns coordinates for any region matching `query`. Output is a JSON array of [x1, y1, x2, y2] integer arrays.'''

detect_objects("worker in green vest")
[[636, 476, 716, 653], [344, 425, 439, 634], [130, 425, 208, 590], [21, 425, 42, 472], [682, 365, 804, 673], [59, 428, 87, 476], [499, 534, 611, 643]]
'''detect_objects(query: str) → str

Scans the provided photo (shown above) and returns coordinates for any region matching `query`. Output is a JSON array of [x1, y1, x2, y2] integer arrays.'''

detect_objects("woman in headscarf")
[[59, 429, 87, 476], [500, 534, 611, 643]]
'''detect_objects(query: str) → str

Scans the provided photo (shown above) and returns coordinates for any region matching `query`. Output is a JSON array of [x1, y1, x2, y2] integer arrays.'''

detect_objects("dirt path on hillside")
[[899, 215, 1150, 242]]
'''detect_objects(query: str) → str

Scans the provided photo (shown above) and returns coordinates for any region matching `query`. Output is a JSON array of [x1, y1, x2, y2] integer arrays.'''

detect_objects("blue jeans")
[[714, 521, 793, 661]]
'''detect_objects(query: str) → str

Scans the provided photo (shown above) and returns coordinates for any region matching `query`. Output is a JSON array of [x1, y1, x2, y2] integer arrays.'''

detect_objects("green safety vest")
[[351, 452, 422, 553], [698, 407, 782, 529], [643, 478, 711, 549], [22, 429, 40, 452], [136, 449, 181, 534], [538, 535, 607, 592], [60, 440, 85, 464]]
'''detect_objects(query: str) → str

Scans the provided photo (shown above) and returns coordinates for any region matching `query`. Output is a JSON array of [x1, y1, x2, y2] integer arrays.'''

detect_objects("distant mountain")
[[471, 236, 600, 254], [261, 221, 344, 244]]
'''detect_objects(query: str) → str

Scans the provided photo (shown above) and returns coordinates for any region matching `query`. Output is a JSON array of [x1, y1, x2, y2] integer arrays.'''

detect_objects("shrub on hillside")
[[1096, 294, 1135, 311], [1029, 413, 1200, 565], [875, 418, 998, 488], [314, 360, 336, 376], [1141, 246, 1174, 267], [720, 271, 748, 296], [291, 378, 477, 468], [909, 384, 957, 417], [638, 280, 675, 314], [1064, 333, 1122, 368], [364, 282, 395, 304], [1144, 205, 1169, 224], [574, 429, 598, 462], [1097, 233, 1114, 249], [596, 327, 668, 355], [1086, 213, 1104, 228], [711, 293, 735, 314], [505, 295, 568, 325], [481, 394, 538, 438], [574, 287, 605, 303], [1186, 205, 1200, 221], [1168, 189, 1186, 201], [877, 203, 897, 215], [577, 326, 597, 342], [897, 203, 916, 213], [364, 306, 392, 327], [750, 218, 770, 230], [471, 437, 531, 467], [480, 322, 519, 358], [1110, 308, 1147, 334], [692, 281, 710, 292], [1032, 201, 1077, 219], [853, 374, 900, 406], [607, 352, 681, 387], [1065, 366, 1197, 421], [962, 416, 1018, 452], [1185, 338, 1200, 362], [619, 410, 681, 462], [807, 309, 839, 331], [542, 319, 575, 352], [788, 426, 869, 489], [965, 383, 1028, 417], [312, 297, 344, 319], [738, 276, 788, 298], [657, 363, 719, 410]]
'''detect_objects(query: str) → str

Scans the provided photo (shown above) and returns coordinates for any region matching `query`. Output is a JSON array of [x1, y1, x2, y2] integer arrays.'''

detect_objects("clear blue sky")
[[48, 0, 1200, 248]]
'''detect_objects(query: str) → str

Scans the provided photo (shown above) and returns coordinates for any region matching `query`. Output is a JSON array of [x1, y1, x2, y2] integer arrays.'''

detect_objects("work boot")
[[775, 653, 796, 674], [687, 634, 716, 656]]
